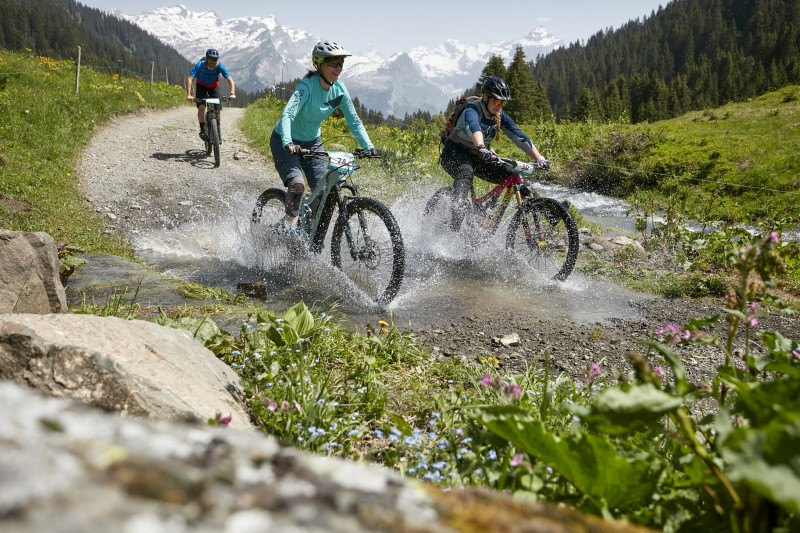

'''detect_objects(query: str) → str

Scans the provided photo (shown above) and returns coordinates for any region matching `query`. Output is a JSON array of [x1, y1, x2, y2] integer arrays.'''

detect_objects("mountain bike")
[[194, 95, 229, 167], [424, 156, 579, 281], [251, 148, 405, 305]]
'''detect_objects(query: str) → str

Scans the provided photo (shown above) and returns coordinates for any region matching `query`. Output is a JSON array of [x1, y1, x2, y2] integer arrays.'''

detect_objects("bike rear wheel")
[[251, 188, 290, 249], [331, 197, 405, 305], [423, 186, 455, 229], [505, 197, 579, 281], [209, 118, 220, 167]]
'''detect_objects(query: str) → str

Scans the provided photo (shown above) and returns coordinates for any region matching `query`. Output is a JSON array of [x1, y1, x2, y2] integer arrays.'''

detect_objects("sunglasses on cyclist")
[[324, 59, 345, 68], [492, 98, 507, 107]]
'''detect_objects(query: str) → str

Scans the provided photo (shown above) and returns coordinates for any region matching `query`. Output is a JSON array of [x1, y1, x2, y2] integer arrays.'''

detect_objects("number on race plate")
[[327, 152, 355, 175], [204, 98, 221, 104], [513, 161, 535, 177]]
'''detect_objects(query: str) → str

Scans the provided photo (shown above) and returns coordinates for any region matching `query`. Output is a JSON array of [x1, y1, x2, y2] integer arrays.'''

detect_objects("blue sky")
[[80, 1, 669, 56]]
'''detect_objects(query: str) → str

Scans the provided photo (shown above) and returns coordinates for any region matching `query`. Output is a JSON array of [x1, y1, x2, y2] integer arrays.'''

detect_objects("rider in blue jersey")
[[270, 40, 378, 232], [440, 76, 551, 231], [186, 48, 236, 140]]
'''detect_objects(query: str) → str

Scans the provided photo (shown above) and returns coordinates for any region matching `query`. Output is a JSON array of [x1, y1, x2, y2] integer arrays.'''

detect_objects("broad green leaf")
[[722, 419, 800, 514], [468, 405, 660, 510], [284, 302, 315, 337], [584, 384, 685, 434]]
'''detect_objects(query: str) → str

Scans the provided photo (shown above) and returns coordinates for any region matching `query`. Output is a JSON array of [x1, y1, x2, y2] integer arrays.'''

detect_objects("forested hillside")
[[531, 0, 800, 123], [1, 0, 191, 87]]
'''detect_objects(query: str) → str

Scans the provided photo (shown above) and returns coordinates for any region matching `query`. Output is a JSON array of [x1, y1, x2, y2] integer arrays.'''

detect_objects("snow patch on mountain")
[[113, 4, 562, 117]]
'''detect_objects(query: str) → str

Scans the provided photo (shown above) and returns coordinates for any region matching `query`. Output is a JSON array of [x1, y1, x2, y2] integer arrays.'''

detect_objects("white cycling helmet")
[[312, 40, 351, 67]]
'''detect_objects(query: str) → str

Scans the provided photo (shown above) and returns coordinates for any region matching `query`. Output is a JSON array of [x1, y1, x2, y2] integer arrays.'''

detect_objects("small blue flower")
[[348, 429, 359, 437], [433, 461, 447, 470], [330, 401, 339, 407], [254, 353, 262, 360], [374, 429, 384, 438], [390, 428, 402, 436], [487, 450, 498, 460]]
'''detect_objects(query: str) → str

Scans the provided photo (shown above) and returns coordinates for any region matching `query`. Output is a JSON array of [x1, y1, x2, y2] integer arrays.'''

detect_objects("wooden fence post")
[[150, 61, 154, 90], [165, 67, 169, 85], [75, 46, 81, 94]]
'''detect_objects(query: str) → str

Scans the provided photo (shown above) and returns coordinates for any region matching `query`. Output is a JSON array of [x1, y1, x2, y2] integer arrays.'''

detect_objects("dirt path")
[[79, 106, 281, 238], [77, 107, 798, 384]]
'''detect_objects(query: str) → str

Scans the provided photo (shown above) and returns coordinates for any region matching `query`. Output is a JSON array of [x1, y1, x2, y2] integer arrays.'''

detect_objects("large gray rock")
[[0, 313, 249, 429], [0, 381, 653, 532], [0, 230, 67, 314]]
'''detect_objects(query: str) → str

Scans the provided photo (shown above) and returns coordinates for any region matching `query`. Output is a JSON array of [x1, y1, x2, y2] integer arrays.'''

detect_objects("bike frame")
[[295, 151, 363, 256], [468, 157, 538, 234]]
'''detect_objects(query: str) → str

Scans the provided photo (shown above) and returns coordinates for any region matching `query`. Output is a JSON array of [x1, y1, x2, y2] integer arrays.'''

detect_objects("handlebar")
[[192, 96, 230, 103], [296, 147, 380, 159]]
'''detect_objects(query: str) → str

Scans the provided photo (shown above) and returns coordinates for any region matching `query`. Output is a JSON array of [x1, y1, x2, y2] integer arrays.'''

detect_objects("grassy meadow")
[[0, 51, 184, 255]]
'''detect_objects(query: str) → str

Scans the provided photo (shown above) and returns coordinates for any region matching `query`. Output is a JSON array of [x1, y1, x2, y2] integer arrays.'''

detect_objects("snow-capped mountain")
[[113, 5, 562, 117]]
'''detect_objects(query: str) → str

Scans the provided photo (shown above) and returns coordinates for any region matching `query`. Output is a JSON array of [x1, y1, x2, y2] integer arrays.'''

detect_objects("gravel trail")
[[79, 105, 280, 238]]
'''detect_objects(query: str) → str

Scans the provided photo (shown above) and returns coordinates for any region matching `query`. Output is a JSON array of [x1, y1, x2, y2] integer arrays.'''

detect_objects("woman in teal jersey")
[[270, 40, 379, 232]]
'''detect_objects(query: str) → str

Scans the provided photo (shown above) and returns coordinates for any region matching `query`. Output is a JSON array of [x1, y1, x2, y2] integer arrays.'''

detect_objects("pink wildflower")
[[654, 366, 663, 378], [510, 453, 524, 467], [505, 384, 522, 398], [748, 317, 759, 327], [590, 363, 602, 374], [281, 400, 289, 410], [770, 231, 779, 243], [268, 401, 278, 412], [481, 374, 493, 387], [294, 401, 301, 411]]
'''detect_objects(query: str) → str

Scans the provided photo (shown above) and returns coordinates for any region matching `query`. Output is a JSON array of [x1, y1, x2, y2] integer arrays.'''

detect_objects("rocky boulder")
[[0, 313, 249, 429], [0, 230, 67, 314], [0, 381, 653, 532]]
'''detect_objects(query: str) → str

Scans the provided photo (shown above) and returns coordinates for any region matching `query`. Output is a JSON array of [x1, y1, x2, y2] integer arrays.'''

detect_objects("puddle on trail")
[[70, 187, 650, 330]]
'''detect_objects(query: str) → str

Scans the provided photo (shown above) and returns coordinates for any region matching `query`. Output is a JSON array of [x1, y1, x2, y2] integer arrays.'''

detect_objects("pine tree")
[[504, 46, 542, 123]]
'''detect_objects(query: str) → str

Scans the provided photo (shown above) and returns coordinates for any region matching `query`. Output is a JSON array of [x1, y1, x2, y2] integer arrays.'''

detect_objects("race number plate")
[[513, 161, 535, 177], [327, 152, 355, 175], [204, 98, 221, 104]]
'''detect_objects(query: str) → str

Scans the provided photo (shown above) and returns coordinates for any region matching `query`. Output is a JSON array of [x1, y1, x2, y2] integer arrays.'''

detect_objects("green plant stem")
[[673, 408, 741, 509]]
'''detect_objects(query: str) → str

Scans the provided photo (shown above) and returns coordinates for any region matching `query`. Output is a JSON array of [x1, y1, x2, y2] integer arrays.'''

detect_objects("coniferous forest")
[[1, 0, 192, 87], [531, 0, 800, 123]]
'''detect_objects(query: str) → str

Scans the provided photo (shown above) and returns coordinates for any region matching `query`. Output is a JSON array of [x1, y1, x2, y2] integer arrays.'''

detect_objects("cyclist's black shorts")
[[196, 85, 221, 110]]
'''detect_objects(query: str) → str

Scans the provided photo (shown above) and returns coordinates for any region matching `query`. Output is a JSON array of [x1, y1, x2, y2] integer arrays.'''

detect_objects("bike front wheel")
[[209, 118, 220, 167], [331, 197, 405, 305], [505, 197, 579, 281]]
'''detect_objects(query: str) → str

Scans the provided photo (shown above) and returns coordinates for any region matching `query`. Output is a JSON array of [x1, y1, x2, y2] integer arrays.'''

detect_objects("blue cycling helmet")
[[206, 49, 220, 60], [482, 76, 512, 101]]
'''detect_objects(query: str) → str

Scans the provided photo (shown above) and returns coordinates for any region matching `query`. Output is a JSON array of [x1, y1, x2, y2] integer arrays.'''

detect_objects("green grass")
[[0, 51, 184, 254]]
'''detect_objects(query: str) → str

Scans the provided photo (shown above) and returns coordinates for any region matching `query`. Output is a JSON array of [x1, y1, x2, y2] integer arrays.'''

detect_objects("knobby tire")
[[331, 197, 405, 305], [209, 117, 220, 167], [505, 197, 579, 281]]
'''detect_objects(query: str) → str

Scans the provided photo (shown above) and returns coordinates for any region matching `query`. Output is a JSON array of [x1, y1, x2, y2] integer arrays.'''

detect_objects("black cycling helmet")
[[206, 49, 220, 60], [481, 76, 512, 101]]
